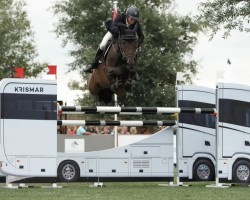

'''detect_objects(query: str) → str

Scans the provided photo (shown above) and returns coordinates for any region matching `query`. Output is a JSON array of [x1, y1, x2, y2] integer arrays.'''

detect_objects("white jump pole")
[[206, 88, 229, 188], [114, 94, 118, 147], [58, 106, 216, 115], [57, 120, 176, 127]]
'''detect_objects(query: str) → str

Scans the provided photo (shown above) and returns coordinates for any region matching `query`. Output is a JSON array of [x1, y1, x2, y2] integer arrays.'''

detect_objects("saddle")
[[102, 39, 124, 77], [103, 40, 114, 60]]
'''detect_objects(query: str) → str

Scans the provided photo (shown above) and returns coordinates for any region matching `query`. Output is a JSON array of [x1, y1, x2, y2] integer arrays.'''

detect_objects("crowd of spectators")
[[60, 125, 166, 135]]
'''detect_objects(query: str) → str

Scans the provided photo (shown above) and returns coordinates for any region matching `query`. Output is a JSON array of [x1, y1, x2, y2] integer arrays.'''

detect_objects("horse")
[[88, 24, 139, 105]]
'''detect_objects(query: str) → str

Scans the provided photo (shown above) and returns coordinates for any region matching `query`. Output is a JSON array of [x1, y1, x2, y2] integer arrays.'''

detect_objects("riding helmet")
[[126, 6, 139, 21]]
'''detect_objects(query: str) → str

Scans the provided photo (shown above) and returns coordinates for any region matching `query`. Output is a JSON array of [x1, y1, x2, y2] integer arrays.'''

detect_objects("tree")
[[0, 0, 46, 79], [53, 0, 202, 107], [197, 0, 250, 38]]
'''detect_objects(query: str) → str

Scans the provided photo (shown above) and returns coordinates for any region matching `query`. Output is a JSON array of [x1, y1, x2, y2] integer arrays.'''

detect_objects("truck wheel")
[[232, 160, 250, 183], [193, 160, 215, 181], [58, 161, 80, 182]]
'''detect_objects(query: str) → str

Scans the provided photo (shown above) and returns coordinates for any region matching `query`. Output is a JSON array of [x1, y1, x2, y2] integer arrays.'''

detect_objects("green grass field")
[[0, 181, 250, 200]]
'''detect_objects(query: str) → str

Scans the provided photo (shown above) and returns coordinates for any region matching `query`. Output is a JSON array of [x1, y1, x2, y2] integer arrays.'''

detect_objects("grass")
[[0, 181, 250, 200]]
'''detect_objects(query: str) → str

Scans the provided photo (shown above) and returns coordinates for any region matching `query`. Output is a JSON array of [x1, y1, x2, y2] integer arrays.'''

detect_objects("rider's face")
[[127, 16, 136, 25]]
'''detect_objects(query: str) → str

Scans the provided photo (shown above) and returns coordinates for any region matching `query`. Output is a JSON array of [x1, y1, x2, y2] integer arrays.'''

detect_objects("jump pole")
[[57, 120, 176, 127], [58, 106, 216, 115], [114, 94, 118, 147]]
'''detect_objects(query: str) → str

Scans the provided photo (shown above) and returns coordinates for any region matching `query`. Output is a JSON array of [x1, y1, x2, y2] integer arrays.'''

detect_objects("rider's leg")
[[83, 48, 103, 73], [100, 32, 112, 50], [84, 32, 112, 73]]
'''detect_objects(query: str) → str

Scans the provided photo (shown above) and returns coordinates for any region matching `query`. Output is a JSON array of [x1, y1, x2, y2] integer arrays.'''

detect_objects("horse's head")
[[118, 24, 139, 65]]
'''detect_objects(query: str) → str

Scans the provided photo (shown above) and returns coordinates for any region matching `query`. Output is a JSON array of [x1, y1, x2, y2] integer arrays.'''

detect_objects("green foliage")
[[197, 0, 250, 38], [53, 0, 202, 107], [0, 0, 46, 79]]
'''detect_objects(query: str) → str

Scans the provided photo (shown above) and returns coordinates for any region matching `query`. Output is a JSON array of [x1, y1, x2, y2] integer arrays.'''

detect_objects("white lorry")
[[217, 82, 250, 183], [0, 78, 174, 182], [176, 85, 216, 181]]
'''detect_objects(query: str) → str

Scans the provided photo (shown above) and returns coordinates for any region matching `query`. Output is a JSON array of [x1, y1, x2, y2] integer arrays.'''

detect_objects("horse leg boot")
[[111, 77, 122, 92], [125, 76, 132, 91], [125, 69, 138, 91], [84, 48, 103, 73], [107, 73, 117, 93]]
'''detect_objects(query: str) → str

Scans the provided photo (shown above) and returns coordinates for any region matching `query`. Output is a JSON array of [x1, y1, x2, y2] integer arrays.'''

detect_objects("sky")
[[25, 0, 82, 105], [24, 0, 250, 105], [174, 0, 250, 87]]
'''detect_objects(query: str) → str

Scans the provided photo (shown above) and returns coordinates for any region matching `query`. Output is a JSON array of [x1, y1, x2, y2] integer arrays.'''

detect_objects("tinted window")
[[2, 93, 57, 120], [219, 99, 250, 127], [179, 100, 216, 128]]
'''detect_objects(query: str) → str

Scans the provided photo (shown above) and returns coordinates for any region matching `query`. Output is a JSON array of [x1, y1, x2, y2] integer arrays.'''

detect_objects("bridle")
[[117, 33, 138, 62]]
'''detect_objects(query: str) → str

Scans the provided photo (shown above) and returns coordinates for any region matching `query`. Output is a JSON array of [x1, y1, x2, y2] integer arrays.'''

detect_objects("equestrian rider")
[[84, 6, 145, 73]]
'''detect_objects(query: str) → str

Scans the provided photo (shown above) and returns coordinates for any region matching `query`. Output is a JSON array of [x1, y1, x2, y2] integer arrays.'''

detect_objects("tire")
[[57, 161, 80, 182], [232, 160, 250, 183], [193, 159, 215, 181]]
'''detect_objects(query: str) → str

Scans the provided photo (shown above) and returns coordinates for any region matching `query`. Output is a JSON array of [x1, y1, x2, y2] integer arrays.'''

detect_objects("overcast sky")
[[24, 0, 250, 105]]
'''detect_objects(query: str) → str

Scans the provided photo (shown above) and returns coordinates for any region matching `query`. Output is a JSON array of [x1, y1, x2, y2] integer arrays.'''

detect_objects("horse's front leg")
[[124, 64, 136, 91], [107, 67, 123, 92], [111, 76, 123, 92]]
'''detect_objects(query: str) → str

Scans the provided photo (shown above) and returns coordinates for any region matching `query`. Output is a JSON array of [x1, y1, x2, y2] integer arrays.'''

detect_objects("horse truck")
[[176, 85, 216, 181], [0, 78, 174, 183]]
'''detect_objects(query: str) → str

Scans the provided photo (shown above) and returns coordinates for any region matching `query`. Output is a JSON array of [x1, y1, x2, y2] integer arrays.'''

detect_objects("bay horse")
[[88, 24, 139, 105]]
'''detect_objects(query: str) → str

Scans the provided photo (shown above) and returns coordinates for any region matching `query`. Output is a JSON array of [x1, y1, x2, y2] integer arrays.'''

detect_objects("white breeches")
[[99, 32, 112, 50]]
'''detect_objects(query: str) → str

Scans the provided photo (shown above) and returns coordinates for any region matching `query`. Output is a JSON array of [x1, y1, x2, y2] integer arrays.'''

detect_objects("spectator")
[[57, 125, 61, 134], [86, 126, 98, 134], [101, 126, 111, 135], [111, 126, 122, 135], [67, 126, 76, 135], [120, 126, 130, 134], [76, 126, 86, 136], [140, 127, 151, 134], [158, 126, 166, 130], [117, 126, 123, 134], [130, 127, 137, 134]]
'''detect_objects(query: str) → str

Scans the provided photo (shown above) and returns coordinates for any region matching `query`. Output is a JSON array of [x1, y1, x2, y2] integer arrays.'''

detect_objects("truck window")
[[219, 99, 250, 127], [179, 100, 216, 128], [2, 93, 57, 120]]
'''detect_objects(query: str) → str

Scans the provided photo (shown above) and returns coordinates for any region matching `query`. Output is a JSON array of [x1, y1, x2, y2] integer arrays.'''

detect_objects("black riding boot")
[[84, 48, 103, 73]]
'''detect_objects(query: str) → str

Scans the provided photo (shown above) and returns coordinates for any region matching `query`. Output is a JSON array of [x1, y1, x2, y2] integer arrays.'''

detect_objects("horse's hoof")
[[111, 85, 117, 92]]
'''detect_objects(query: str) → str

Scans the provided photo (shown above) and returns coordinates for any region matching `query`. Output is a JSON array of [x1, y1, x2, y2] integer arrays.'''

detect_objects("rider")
[[84, 5, 145, 73]]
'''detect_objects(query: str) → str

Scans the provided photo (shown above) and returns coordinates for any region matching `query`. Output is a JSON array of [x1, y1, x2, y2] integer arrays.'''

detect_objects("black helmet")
[[126, 6, 139, 21]]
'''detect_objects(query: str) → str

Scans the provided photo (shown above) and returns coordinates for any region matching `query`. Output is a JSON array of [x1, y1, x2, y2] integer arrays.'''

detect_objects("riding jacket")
[[105, 13, 145, 46]]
